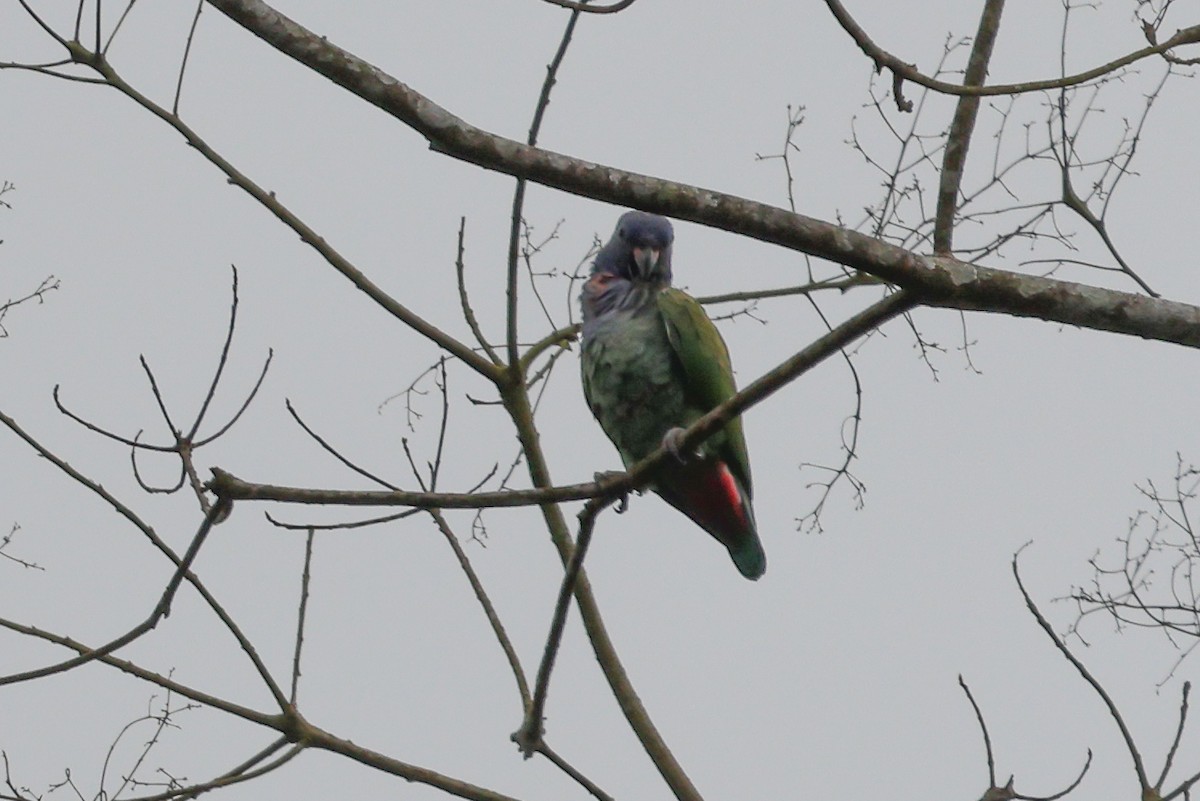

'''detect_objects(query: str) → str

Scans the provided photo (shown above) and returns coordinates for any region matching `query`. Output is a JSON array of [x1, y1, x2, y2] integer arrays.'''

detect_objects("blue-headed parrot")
[[580, 211, 766, 580]]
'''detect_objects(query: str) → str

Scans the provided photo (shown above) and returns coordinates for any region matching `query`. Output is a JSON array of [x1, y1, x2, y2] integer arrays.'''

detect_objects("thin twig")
[[102, 0, 138, 54], [124, 740, 300, 801], [210, 290, 918, 510], [172, 0, 205, 114], [53, 385, 173, 450], [0, 275, 59, 338], [505, 0, 584, 369], [54, 39, 501, 380], [0, 523, 43, 571], [430, 358, 450, 490], [394, 380, 531, 710], [959, 675, 998, 787], [430, 509, 531, 711], [286, 400, 400, 490], [190, 264, 241, 439], [455, 217, 501, 364], [141, 355, 181, 440], [0, 409, 290, 708], [102, 687, 199, 800], [290, 529, 315, 705], [795, 289, 869, 532], [0, 497, 229, 686], [823, 0, 1200, 102], [696, 274, 882, 305], [535, 741, 614, 801], [1013, 548, 1149, 790], [15, 0, 69, 46], [541, 0, 636, 12], [0, 616, 273, 727], [265, 508, 422, 530], [513, 496, 609, 756], [1015, 749, 1092, 801], [1157, 681, 1191, 792], [52, 263, 271, 517], [0, 611, 525, 801], [1054, 80, 1159, 297]]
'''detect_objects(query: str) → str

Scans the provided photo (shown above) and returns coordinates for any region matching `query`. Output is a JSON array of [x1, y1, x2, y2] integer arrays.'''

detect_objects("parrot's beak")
[[632, 246, 660, 278]]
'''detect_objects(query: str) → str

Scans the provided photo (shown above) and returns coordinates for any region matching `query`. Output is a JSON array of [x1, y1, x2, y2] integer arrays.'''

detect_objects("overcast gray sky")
[[2, 2, 1198, 799]]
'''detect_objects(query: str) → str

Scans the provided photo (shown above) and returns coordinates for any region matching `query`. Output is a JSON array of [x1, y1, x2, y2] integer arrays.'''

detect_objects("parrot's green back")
[[656, 287, 753, 497]]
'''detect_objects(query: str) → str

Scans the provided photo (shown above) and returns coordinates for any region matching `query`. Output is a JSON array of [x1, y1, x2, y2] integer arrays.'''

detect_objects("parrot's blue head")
[[593, 211, 674, 285]]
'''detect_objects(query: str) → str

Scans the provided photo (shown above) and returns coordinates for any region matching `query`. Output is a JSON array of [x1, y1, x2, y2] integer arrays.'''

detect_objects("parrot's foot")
[[594, 470, 631, 513], [662, 427, 697, 463]]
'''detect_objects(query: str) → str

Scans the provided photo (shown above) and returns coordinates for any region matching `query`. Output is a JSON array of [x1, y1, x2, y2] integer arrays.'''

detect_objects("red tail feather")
[[658, 460, 752, 548]]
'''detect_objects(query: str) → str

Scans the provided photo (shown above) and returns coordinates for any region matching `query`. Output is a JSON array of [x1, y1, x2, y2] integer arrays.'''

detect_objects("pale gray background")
[[2, 1, 1197, 799]]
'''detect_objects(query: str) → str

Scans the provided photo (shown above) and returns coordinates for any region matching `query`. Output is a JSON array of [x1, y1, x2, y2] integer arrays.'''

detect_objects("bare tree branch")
[[823, 0, 1200, 103], [290, 529, 315, 705], [1014, 549, 1150, 791], [0, 409, 289, 707], [455, 217, 501, 364], [0, 275, 59, 339], [0, 497, 229, 687], [0, 617, 528, 801], [184, 1, 1200, 349], [934, 0, 1006, 253], [513, 495, 608, 756], [210, 290, 917, 510], [540, 0, 637, 13], [505, 3, 584, 369], [35, 36, 501, 381]]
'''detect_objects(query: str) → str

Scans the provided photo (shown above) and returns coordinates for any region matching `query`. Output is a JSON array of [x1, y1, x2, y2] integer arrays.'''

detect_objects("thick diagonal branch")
[[203, 0, 1200, 349]]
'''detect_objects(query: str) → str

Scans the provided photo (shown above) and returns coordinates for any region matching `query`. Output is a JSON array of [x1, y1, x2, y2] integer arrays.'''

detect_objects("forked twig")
[[52, 266, 271, 516], [0, 409, 290, 709], [123, 740, 301, 801], [513, 496, 610, 756], [823, 0, 1200, 106], [958, 674, 1092, 801], [1013, 548, 1149, 791], [0, 497, 230, 687]]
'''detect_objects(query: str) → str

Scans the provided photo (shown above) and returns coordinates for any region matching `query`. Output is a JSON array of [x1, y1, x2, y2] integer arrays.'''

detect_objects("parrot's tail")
[[656, 459, 766, 580]]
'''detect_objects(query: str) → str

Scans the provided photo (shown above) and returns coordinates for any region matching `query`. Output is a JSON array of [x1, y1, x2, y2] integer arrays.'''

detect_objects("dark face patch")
[[617, 211, 674, 252], [594, 211, 675, 284]]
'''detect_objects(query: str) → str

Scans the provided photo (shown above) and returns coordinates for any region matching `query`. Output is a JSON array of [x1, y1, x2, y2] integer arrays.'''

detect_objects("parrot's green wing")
[[657, 287, 753, 496]]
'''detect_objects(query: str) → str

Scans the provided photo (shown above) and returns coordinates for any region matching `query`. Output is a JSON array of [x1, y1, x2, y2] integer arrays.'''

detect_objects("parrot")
[[579, 210, 766, 580]]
